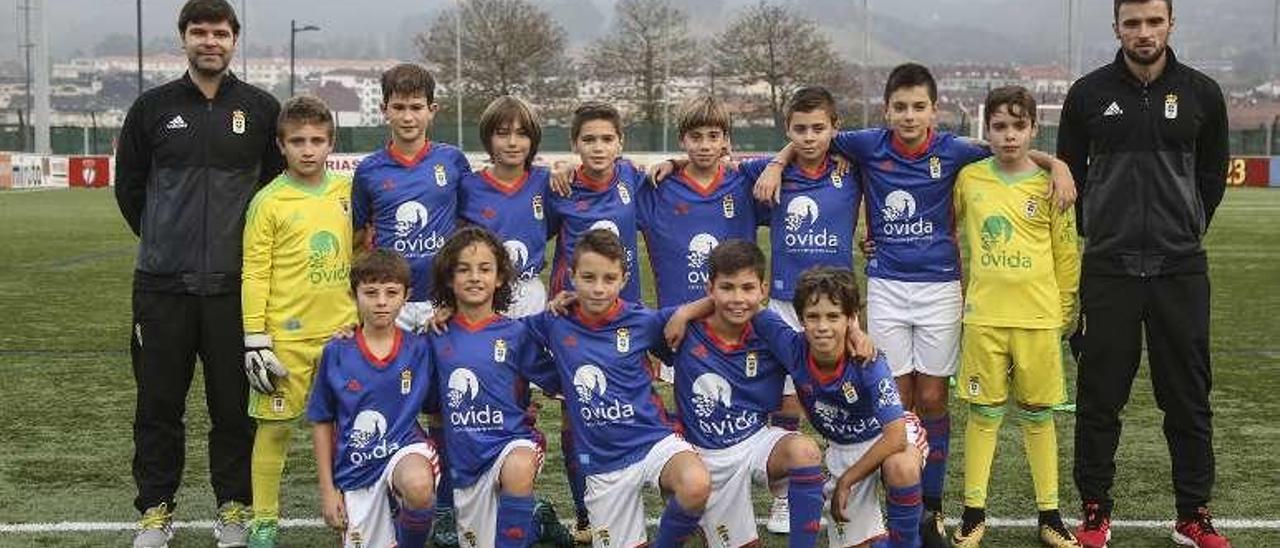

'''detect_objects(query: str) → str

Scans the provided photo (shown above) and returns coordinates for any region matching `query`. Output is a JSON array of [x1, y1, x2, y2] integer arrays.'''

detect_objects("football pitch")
[[0, 188, 1277, 547]]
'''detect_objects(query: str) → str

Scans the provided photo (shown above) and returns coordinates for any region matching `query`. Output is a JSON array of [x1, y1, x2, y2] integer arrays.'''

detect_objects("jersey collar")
[[677, 165, 725, 197], [356, 327, 404, 369], [702, 319, 752, 353], [806, 349, 847, 386], [574, 165, 616, 193], [480, 168, 529, 196], [574, 299, 625, 330], [795, 157, 833, 180], [387, 140, 432, 168], [890, 128, 934, 160], [453, 312, 503, 333]]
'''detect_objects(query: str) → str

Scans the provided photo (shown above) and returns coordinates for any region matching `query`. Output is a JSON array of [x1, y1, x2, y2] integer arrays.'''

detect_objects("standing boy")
[[950, 86, 1081, 548], [308, 249, 439, 548], [240, 95, 358, 546]]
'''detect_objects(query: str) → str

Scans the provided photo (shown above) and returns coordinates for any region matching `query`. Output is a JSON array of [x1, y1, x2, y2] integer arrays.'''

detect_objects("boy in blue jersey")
[[637, 95, 759, 310], [352, 63, 470, 330], [458, 96, 552, 318], [308, 249, 440, 548], [755, 67, 1076, 544], [427, 226, 562, 548], [659, 240, 826, 548], [547, 103, 645, 303], [753, 267, 928, 548], [525, 229, 711, 548]]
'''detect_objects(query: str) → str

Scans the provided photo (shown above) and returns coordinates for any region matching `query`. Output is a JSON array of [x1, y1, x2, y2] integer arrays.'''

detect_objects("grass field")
[[0, 188, 1277, 547]]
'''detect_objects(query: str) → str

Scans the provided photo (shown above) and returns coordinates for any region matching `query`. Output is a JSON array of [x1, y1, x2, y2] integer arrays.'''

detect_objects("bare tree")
[[712, 1, 845, 128], [417, 0, 570, 103], [583, 0, 700, 151]]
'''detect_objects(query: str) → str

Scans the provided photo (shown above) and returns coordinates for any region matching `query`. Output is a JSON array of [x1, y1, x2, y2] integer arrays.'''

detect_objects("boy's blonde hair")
[[676, 95, 731, 138], [277, 95, 334, 140]]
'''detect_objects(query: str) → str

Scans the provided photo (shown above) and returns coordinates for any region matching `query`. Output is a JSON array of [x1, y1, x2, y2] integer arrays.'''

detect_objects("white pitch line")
[[3, 517, 1280, 534]]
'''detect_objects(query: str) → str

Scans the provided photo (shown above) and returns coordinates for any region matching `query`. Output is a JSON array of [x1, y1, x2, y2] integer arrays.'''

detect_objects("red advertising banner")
[[68, 156, 111, 188], [1226, 156, 1271, 188]]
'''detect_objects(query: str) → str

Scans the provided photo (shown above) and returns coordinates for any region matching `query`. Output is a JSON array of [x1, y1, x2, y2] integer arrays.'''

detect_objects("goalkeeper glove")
[[244, 333, 288, 393]]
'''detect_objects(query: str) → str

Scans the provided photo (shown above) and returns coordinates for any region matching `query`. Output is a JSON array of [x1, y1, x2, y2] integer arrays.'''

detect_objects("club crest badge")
[[434, 164, 448, 187], [722, 194, 736, 218], [339, 197, 351, 217], [615, 328, 630, 353], [494, 339, 508, 363], [968, 376, 981, 397], [1024, 197, 1038, 219], [532, 194, 545, 220], [617, 183, 632, 204], [1164, 93, 1178, 120], [832, 171, 844, 188], [231, 110, 246, 135], [271, 395, 285, 413], [745, 352, 758, 377], [400, 369, 412, 395], [842, 380, 858, 404], [929, 156, 942, 179]]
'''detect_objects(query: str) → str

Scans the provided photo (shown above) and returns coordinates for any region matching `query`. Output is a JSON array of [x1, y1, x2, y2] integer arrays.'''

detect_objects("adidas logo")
[[166, 115, 188, 130], [1102, 102, 1123, 117]]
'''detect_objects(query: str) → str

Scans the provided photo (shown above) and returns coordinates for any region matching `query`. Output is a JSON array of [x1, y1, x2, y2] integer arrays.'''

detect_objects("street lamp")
[[290, 19, 319, 97], [454, 1, 464, 151]]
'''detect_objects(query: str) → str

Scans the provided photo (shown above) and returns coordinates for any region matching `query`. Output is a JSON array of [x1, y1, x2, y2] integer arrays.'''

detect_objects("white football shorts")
[[506, 277, 547, 319], [698, 427, 793, 547], [453, 439, 543, 548], [865, 278, 963, 377], [583, 433, 696, 548], [341, 442, 440, 548], [396, 301, 437, 332], [824, 412, 928, 548]]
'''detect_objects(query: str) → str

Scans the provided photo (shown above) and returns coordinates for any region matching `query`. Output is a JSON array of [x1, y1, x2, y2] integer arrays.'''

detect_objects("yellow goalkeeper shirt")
[[955, 158, 1080, 329], [242, 171, 357, 341]]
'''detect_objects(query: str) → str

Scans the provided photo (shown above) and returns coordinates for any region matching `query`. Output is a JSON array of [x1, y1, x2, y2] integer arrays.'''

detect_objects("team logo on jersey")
[[784, 196, 820, 232], [434, 164, 448, 187], [881, 189, 934, 240], [395, 202, 430, 237], [504, 240, 530, 273], [494, 339, 509, 363], [231, 110, 246, 135], [745, 352, 758, 377], [783, 196, 839, 249], [165, 114, 188, 130], [588, 219, 621, 237], [448, 368, 505, 428], [813, 399, 882, 438], [447, 368, 481, 408], [1164, 94, 1179, 119], [573, 364, 608, 404], [832, 171, 844, 188], [882, 190, 917, 222], [691, 373, 733, 418], [615, 328, 630, 353], [968, 376, 981, 397], [687, 233, 719, 270], [1024, 197, 1039, 219], [878, 378, 903, 408], [339, 197, 351, 217], [400, 369, 412, 395], [348, 409, 400, 466], [842, 380, 859, 404], [393, 201, 445, 255], [532, 194, 545, 220], [722, 194, 736, 218], [617, 182, 632, 204], [979, 214, 1030, 269], [308, 230, 348, 285], [929, 156, 942, 179]]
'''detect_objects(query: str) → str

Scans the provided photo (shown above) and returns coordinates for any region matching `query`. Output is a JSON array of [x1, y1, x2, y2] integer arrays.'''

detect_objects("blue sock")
[[654, 497, 702, 547], [885, 483, 922, 548], [921, 413, 950, 510], [561, 416, 589, 525], [495, 493, 535, 548], [431, 427, 455, 511], [395, 506, 433, 548], [787, 466, 824, 548]]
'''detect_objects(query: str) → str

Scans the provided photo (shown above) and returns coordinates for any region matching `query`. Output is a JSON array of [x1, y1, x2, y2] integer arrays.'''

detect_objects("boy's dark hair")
[[707, 240, 765, 284], [277, 95, 335, 140], [883, 63, 938, 105], [676, 95, 731, 138], [572, 228, 627, 272], [429, 226, 515, 314], [983, 86, 1038, 127], [479, 96, 542, 169], [570, 102, 623, 142], [350, 249, 411, 294], [785, 86, 840, 126], [178, 0, 240, 35], [381, 63, 436, 104], [792, 267, 861, 319], [1115, 0, 1171, 20]]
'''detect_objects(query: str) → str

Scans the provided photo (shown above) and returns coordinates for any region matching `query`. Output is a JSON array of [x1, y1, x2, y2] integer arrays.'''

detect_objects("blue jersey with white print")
[[428, 315, 553, 488], [546, 161, 644, 302], [750, 309, 905, 445], [654, 320, 785, 450], [522, 301, 676, 476], [306, 329, 433, 491], [831, 128, 988, 282], [352, 143, 471, 301], [637, 165, 760, 308], [458, 167, 551, 282], [740, 156, 861, 300]]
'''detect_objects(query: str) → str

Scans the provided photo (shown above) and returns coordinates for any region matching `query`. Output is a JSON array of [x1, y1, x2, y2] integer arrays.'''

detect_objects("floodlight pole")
[[455, 0, 464, 151], [136, 0, 143, 95], [862, 0, 871, 128], [290, 20, 320, 97]]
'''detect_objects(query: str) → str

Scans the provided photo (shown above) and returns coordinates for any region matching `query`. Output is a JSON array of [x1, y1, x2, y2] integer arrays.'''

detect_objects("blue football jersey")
[[831, 128, 989, 282], [740, 156, 861, 300], [655, 320, 785, 450], [429, 314, 552, 488], [751, 309, 905, 445], [306, 329, 433, 491], [352, 143, 471, 301], [546, 162, 644, 302], [637, 166, 760, 308], [522, 301, 676, 476], [457, 167, 550, 282]]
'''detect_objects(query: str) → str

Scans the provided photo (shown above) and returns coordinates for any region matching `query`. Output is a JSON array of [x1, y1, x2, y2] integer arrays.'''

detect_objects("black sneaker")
[[920, 509, 949, 548], [534, 498, 574, 548]]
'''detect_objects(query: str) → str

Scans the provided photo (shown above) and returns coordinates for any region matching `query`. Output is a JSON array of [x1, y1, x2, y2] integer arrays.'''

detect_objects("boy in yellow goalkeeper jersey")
[[240, 95, 358, 546], [950, 86, 1081, 548]]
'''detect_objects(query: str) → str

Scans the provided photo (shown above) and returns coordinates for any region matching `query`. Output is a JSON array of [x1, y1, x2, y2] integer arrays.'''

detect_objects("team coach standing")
[[114, 1, 282, 546], [1057, 1, 1231, 547]]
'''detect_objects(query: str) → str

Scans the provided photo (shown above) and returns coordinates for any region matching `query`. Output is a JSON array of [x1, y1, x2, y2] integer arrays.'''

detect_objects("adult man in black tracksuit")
[[1056, 1, 1230, 547], [114, 1, 282, 546]]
